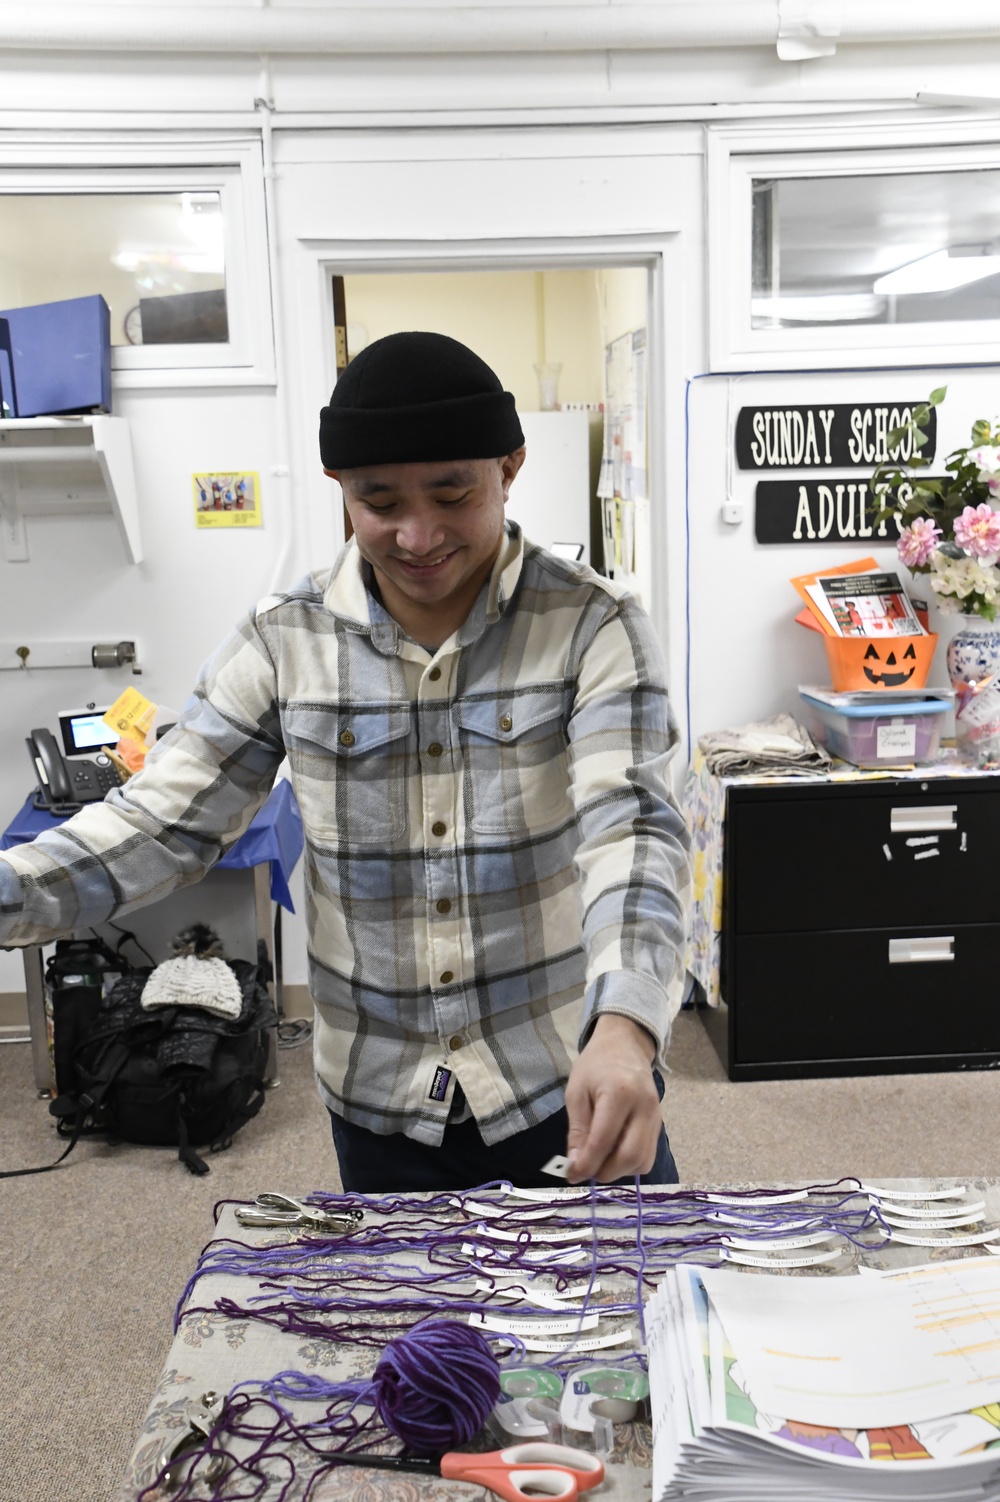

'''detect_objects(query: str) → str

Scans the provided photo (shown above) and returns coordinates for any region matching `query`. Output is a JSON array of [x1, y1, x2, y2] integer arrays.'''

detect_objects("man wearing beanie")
[[0, 331, 690, 1192]]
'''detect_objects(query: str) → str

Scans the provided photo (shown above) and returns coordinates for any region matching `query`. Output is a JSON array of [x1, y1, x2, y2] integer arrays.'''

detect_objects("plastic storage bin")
[[798, 687, 952, 768]]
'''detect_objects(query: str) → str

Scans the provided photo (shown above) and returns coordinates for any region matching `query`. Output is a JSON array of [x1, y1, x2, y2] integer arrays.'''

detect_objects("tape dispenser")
[[559, 1365, 650, 1455], [491, 1366, 564, 1440]]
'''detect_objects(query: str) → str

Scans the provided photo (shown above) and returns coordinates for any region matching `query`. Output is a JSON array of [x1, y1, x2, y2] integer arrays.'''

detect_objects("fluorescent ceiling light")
[[874, 250, 1000, 295], [751, 293, 883, 322]]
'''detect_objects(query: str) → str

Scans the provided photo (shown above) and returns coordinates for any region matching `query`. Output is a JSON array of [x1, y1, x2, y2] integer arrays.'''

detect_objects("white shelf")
[[0, 416, 142, 563]]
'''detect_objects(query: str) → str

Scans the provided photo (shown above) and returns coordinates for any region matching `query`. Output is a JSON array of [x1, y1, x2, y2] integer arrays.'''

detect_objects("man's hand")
[[564, 1014, 662, 1184]]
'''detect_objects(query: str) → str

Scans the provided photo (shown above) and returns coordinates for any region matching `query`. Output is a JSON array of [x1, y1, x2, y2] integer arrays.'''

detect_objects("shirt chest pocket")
[[283, 703, 412, 847], [453, 691, 572, 837]]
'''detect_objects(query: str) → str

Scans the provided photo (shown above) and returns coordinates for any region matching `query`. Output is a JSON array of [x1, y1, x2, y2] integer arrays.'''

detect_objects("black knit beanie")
[[319, 331, 524, 470]]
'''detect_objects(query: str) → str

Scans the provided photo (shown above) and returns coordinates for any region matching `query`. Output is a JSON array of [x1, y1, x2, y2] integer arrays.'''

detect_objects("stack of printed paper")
[[646, 1258, 1000, 1500]]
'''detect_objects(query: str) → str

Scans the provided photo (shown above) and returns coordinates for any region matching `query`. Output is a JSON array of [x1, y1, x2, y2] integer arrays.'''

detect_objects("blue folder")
[[0, 294, 112, 416]]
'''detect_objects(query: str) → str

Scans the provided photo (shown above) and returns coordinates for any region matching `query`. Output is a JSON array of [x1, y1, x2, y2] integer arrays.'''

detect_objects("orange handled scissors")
[[335, 1441, 605, 1500]]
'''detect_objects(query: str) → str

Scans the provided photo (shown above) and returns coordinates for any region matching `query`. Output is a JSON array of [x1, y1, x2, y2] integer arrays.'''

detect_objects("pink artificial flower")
[[954, 502, 1000, 562], [897, 515, 942, 569]]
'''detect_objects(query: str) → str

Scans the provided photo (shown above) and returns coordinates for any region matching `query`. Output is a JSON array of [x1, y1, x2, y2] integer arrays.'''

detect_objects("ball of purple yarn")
[[370, 1319, 501, 1454]]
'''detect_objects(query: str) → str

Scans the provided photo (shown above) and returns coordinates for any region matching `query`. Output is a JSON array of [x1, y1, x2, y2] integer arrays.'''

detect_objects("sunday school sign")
[[735, 403, 937, 470]]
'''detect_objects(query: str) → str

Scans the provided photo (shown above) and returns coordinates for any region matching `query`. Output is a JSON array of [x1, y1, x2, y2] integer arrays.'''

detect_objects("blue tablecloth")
[[1, 778, 303, 912]]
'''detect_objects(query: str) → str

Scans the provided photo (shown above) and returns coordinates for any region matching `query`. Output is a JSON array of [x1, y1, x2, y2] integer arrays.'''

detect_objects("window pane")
[[0, 193, 228, 346], [752, 170, 1000, 329]]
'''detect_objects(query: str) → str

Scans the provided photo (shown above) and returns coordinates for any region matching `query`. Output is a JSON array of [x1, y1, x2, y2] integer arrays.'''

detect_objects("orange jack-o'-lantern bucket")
[[823, 632, 938, 692]]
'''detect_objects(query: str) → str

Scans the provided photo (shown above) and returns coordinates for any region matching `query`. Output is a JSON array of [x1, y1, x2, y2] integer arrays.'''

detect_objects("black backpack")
[[3, 948, 276, 1178]]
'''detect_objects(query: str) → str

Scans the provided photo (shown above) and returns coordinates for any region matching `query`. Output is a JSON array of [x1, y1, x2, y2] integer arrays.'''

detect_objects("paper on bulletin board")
[[193, 472, 262, 529], [601, 495, 652, 611]]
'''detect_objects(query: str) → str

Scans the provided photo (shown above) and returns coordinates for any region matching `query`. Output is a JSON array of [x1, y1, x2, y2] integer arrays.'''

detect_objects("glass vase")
[[946, 613, 1000, 767]]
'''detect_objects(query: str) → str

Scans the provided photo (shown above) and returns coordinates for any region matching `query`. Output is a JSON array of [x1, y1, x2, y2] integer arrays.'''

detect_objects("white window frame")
[[708, 122, 1000, 372], [0, 138, 273, 387]]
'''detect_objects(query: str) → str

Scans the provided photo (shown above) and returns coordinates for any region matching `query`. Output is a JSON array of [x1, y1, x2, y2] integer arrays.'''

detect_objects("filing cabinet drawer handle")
[[890, 805, 957, 834], [888, 936, 955, 964]]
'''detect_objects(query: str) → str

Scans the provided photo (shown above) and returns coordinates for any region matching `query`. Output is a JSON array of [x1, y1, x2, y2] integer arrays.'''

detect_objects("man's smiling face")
[[327, 449, 526, 641]]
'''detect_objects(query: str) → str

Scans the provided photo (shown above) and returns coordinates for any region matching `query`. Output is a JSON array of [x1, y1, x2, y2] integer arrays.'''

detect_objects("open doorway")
[[328, 264, 651, 604]]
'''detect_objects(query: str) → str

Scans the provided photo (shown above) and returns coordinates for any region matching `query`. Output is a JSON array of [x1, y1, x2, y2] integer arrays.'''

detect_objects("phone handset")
[[26, 727, 119, 814], [27, 728, 73, 806]]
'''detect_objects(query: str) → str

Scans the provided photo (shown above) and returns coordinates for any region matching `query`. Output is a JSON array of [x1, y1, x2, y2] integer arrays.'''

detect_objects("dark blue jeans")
[[328, 1073, 678, 1193]]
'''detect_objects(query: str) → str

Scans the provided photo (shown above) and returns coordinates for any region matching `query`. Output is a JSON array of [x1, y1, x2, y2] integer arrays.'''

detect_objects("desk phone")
[[27, 706, 120, 814]]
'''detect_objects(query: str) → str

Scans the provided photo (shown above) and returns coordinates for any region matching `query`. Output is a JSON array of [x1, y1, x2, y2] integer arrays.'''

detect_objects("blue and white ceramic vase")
[[946, 614, 1000, 767]]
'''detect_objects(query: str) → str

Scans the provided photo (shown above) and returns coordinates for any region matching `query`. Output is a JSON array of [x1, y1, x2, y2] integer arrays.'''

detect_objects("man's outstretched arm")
[[0, 608, 286, 949]]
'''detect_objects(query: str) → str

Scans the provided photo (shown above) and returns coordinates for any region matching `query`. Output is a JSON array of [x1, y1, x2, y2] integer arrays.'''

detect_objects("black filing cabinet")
[[708, 774, 1000, 1080]]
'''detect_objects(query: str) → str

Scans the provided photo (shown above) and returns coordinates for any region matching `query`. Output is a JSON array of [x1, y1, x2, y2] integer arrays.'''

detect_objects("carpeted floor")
[[2, 1009, 999, 1501]]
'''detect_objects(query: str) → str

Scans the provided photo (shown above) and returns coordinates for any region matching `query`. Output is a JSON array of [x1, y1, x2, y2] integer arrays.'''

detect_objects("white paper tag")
[[878, 1200, 985, 1222], [469, 1312, 599, 1336], [474, 1279, 593, 1309], [720, 1247, 844, 1269], [505, 1186, 590, 1203], [888, 1227, 1000, 1247], [495, 1330, 635, 1355], [708, 1209, 822, 1229], [722, 1232, 834, 1252], [704, 1190, 809, 1206], [462, 1241, 589, 1265], [880, 1205, 985, 1228], [453, 1197, 505, 1219], [863, 1184, 967, 1200], [876, 722, 916, 759], [476, 1223, 586, 1244], [542, 1155, 570, 1179]]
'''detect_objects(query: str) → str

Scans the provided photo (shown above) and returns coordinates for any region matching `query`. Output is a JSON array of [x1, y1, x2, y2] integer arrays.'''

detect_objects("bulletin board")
[[599, 328, 651, 609]]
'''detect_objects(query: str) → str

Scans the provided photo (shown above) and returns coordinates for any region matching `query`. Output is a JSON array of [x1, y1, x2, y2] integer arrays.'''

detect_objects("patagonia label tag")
[[429, 1066, 452, 1102]]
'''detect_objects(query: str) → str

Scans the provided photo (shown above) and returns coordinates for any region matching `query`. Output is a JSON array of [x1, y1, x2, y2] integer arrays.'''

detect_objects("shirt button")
[[428, 666, 442, 682], [339, 729, 355, 747], [427, 742, 443, 758], [431, 821, 446, 837], [439, 970, 454, 985], [448, 1034, 463, 1051], [499, 714, 513, 732], [436, 898, 452, 914]]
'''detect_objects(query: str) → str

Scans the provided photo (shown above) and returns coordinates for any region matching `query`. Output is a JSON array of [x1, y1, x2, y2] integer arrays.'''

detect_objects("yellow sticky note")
[[103, 687, 158, 746]]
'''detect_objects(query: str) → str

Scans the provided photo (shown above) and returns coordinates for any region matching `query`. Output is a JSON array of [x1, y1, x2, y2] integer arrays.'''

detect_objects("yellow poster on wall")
[[193, 472, 262, 528]]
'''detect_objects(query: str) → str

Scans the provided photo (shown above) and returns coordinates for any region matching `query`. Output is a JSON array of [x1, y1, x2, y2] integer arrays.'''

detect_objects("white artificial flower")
[[969, 443, 1000, 474], [929, 552, 1000, 603]]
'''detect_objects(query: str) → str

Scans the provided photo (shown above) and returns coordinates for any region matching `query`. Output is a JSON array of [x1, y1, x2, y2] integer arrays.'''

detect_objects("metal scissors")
[[330, 1441, 604, 1500], [233, 1192, 364, 1233]]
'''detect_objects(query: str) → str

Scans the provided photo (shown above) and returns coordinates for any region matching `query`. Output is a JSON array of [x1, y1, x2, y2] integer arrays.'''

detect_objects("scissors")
[[233, 1193, 364, 1233], [331, 1441, 604, 1500]]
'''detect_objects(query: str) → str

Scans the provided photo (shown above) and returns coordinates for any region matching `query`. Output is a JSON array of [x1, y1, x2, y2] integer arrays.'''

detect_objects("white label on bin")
[[877, 722, 916, 759]]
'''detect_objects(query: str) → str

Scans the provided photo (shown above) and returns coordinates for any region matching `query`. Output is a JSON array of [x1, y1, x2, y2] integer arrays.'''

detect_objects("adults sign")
[[754, 479, 942, 545]]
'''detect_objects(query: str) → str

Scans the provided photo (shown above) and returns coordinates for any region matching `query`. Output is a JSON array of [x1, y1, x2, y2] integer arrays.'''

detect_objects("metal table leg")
[[253, 863, 279, 1084], [22, 945, 53, 1096]]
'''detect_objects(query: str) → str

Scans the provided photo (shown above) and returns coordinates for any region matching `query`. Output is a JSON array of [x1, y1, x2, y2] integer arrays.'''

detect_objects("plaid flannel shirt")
[[0, 525, 691, 1145]]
